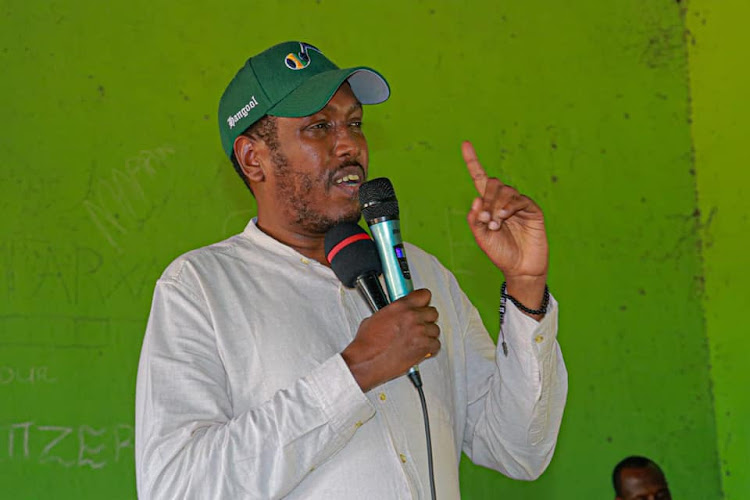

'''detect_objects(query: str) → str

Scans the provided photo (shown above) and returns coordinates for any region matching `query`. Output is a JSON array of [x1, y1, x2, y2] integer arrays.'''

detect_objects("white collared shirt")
[[135, 219, 567, 499]]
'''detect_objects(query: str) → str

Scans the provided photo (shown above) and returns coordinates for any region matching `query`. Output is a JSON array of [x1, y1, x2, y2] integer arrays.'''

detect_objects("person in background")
[[613, 455, 672, 500]]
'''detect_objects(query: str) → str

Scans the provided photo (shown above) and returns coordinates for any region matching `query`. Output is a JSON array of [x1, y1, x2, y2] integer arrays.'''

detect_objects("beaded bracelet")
[[499, 282, 550, 357]]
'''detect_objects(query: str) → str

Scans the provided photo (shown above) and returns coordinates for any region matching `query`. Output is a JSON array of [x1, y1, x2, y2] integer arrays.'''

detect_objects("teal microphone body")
[[368, 218, 413, 300], [359, 178, 421, 383]]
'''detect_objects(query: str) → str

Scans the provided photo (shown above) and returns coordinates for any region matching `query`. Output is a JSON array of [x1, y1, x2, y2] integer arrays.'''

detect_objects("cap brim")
[[268, 67, 390, 118]]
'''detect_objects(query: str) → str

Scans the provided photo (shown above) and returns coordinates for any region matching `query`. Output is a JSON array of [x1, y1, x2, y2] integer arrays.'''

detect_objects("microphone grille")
[[324, 222, 382, 288], [359, 177, 399, 221]]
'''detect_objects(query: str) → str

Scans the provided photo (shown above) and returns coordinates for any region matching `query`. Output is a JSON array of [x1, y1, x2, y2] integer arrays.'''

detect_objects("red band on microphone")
[[326, 233, 371, 263]]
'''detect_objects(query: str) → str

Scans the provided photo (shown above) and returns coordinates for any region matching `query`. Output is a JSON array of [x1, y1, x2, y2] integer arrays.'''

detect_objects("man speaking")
[[135, 41, 567, 499]]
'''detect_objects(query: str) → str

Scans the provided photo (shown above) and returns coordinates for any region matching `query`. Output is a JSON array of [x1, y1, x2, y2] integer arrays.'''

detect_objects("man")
[[135, 41, 567, 499], [613, 456, 672, 500]]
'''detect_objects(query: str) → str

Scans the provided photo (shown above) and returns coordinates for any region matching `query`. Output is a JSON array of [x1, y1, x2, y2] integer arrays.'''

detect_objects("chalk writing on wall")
[[2, 422, 133, 469], [0, 366, 56, 385], [83, 146, 175, 252], [0, 241, 162, 306]]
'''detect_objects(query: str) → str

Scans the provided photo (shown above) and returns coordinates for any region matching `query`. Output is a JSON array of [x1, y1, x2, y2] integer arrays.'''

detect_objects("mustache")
[[327, 160, 365, 181]]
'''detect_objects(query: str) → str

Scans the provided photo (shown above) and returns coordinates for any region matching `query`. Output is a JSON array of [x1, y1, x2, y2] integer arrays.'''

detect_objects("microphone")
[[324, 222, 389, 312], [358, 178, 413, 300], [358, 178, 422, 384]]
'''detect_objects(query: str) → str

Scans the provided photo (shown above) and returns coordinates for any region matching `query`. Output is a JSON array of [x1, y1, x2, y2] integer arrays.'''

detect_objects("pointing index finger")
[[462, 141, 489, 195]]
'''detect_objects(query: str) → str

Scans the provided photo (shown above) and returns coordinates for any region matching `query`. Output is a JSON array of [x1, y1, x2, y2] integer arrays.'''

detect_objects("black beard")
[[271, 150, 362, 233], [296, 206, 361, 234]]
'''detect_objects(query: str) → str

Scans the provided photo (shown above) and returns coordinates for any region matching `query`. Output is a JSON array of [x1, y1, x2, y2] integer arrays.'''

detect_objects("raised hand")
[[463, 141, 549, 313]]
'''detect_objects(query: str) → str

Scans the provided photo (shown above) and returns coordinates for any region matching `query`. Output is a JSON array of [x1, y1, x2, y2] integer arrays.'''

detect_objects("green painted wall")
[[687, 1, 750, 498], [0, 1, 728, 498]]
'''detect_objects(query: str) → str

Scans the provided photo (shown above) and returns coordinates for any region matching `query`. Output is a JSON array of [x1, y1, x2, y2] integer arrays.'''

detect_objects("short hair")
[[229, 115, 278, 193], [612, 456, 665, 496]]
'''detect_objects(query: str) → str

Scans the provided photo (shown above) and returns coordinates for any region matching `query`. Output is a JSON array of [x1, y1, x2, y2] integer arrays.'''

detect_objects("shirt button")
[[379, 393, 386, 401], [534, 335, 544, 344], [354, 421, 363, 429], [399, 453, 407, 463]]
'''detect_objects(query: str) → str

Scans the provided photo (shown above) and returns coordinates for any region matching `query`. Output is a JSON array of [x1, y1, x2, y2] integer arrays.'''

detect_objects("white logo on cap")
[[227, 96, 260, 129]]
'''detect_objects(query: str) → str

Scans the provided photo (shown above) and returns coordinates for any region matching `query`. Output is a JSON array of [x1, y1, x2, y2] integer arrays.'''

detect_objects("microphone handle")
[[367, 218, 413, 299], [367, 217, 420, 379], [355, 272, 390, 312]]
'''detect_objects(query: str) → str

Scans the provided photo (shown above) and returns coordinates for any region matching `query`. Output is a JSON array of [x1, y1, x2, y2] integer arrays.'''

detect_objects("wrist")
[[504, 275, 548, 320], [341, 347, 375, 393], [505, 275, 547, 303]]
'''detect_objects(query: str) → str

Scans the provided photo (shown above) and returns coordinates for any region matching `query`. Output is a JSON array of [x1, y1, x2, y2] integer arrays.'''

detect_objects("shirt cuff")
[[504, 294, 559, 359], [504, 295, 561, 445]]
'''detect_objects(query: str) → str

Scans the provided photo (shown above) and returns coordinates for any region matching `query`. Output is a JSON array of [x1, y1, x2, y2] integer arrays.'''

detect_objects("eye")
[[349, 120, 363, 128], [309, 121, 330, 131]]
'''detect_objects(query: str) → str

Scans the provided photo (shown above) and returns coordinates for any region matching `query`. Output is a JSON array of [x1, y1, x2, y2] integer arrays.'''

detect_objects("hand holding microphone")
[[325, 221, 440, 392], [341, 288, 439, 392]]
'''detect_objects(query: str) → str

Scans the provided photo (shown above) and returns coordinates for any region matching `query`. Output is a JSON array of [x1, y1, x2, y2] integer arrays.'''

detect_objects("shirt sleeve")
[[135, 273, 375, 499], [459, 281, 567, 480]]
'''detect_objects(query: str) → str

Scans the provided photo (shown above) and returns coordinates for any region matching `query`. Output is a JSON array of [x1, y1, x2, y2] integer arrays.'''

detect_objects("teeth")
[[335, 174, 361, 185]]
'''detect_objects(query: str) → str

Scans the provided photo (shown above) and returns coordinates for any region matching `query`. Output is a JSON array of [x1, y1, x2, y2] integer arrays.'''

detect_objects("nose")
[[333, 123, 360, 159]]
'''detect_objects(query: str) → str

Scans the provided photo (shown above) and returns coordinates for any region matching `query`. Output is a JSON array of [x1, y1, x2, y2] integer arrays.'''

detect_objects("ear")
[[233, 134, 267, 184]]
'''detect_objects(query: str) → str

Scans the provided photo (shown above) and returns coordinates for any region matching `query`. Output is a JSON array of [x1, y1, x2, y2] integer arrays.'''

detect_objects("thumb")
[[400, 288, 432, 308]]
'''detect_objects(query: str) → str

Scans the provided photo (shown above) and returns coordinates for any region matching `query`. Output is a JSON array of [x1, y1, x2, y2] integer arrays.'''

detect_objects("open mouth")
[[331, 165, 365, 190], [334, 173, 362, 186]]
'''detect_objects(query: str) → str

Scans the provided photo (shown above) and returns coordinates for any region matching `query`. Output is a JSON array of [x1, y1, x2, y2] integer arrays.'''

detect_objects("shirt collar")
[[240, 217, 340, 281]]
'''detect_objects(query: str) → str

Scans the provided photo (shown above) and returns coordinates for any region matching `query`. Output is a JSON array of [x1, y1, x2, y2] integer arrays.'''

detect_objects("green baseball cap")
[[218, 41, 390, 158]]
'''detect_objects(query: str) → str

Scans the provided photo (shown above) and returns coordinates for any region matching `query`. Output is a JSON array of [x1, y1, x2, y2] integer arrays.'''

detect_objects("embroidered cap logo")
[[284, 42, 322, 70]]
